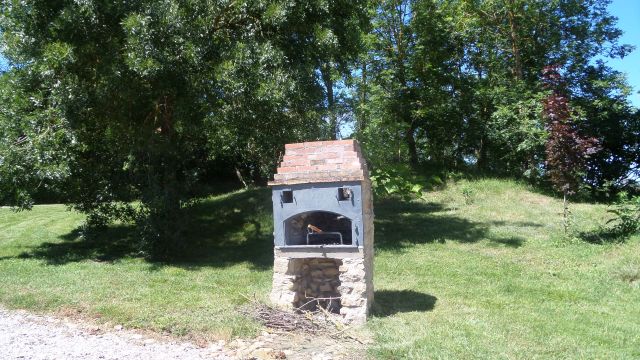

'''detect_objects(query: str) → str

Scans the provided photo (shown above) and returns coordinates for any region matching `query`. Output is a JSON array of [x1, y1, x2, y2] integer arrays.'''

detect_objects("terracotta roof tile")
[[268, 140, 368, 185]]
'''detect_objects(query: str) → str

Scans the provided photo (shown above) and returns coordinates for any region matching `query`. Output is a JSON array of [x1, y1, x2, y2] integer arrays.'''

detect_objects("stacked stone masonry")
[[270, 252, 373, 324], [294, 258, 342, 312]]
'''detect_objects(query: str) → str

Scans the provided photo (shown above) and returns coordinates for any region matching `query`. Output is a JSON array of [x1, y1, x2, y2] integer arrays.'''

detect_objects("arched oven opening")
[[284, 211, 353, 246]]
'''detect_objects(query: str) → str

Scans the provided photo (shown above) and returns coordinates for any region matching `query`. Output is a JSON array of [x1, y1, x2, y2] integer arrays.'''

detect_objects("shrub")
[[370, 166, 423, 201], [607, 192, 640, 237]]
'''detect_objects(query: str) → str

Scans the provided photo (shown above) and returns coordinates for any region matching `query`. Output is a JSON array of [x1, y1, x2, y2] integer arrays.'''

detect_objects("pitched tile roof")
[[268, 140, 368, 185]]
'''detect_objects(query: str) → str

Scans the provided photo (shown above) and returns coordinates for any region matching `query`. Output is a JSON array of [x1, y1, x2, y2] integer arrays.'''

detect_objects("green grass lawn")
[[1, 178, 639, 358]]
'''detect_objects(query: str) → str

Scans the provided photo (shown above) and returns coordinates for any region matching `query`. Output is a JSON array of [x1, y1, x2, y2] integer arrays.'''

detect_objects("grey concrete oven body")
[[268, 140, 374, 324], [272, 181, 363, 248]]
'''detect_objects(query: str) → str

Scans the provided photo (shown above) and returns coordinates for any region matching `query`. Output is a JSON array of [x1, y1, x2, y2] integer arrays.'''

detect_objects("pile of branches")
[[240, 296, 367, 345], [240, 297, 341, 334], [242, 302, 321, 333]]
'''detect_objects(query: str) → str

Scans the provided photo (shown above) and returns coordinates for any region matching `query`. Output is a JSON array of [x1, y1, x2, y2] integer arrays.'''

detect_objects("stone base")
[[270, 249, 373, 324]]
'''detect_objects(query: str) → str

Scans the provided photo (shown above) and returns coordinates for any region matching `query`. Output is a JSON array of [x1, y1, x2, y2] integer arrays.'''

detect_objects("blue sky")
[[0, 1, 639, 106], [606, 0, 640, 107]]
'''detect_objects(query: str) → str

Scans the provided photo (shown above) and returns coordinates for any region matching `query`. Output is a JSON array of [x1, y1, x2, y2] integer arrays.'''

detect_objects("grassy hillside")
[[370, 179, 640, 358], [1, 178, 639, 358]]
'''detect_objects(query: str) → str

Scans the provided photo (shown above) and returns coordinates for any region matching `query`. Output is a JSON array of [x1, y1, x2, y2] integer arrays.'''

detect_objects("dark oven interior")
[[284, 211, 353, 246]]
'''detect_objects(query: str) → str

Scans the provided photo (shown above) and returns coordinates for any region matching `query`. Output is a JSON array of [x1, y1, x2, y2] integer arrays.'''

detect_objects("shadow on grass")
[[578, 227, 630, 245], [374, 198, 526, 250], [14, 188, 275, 270], [15, 225, 142, 263], [371, 290, 437, 317]]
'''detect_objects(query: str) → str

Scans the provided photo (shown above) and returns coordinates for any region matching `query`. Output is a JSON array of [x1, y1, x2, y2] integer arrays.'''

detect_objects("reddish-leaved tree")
[[542, 65, 600, 231]]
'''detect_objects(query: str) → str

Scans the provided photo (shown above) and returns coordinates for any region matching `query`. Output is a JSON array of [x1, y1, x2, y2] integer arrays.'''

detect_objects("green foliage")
[[0, 71, 73, 209], [352, 0, 639, 192], [577, 192, 640, 244], [607, 193, 640, 237], [461, 185, 475, 205], [370, 166, 422, 200], [487, 87, 547, 178]]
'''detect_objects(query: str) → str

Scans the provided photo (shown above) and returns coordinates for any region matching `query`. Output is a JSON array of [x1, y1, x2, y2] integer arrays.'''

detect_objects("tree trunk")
[[321, 64, 337, 140], [358, 61, 368, 132], [507, 0, 523, 81], [477, 134, 489, 171], [405, 121, 418, 167], [235, 166, 248, 188], [563, 190, 569, 234]]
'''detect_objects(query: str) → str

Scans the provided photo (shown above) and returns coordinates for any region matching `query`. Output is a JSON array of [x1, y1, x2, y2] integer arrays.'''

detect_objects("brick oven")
[[268, 140, 374, 324]]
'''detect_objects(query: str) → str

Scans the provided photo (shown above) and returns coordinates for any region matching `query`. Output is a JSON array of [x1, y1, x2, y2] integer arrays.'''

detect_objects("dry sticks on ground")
[[242, 301, 322, 333], [239, 295, 369, 345], [240, 296, 343, 334]]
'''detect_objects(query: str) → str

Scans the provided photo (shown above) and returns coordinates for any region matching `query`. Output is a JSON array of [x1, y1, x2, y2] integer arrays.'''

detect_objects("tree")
[[0, 0, 368, 257], [354, 0, 462, 169], [358, 0, 414, 166], [542, 65, 600, 231]]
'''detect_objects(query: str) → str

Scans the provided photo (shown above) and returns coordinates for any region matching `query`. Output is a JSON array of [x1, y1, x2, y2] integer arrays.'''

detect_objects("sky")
[[0, 1, 639, 106], [606, 0, 640, 107]]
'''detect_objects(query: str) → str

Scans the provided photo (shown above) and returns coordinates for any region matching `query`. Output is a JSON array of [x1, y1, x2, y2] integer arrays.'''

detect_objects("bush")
[[607, 192, 640, 237], [370, 166, 423, 201], [579, 192, 640, 244]]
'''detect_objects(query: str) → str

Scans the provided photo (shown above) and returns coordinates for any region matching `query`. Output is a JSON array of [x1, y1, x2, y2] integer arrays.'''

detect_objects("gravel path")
[[0, 307, 368, 360], [0, 308, 229, 360]]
